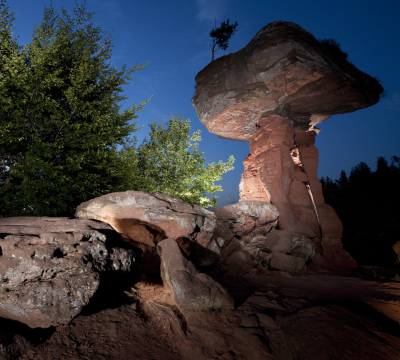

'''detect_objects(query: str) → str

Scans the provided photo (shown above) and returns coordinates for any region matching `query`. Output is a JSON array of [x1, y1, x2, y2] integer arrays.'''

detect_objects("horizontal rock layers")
[[192, 21, 382, 269]]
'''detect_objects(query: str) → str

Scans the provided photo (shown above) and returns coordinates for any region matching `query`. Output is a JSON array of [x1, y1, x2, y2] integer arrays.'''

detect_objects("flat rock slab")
[[157, 238, 234, 311], [0, 217, 141, 328], [75, 191, 216, 248]]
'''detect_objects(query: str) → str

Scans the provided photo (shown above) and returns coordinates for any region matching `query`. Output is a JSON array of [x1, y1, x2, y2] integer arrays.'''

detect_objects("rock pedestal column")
[[239, 121, 356, 268]]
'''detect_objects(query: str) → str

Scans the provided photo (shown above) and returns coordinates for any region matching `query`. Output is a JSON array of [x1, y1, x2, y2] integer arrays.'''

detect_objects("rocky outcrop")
[[157, 238, 234, 310], [75, 191, 217, 272], [75, 191, 216, 247], [209, 201, 279, 273], [212, 203, 315, 275], [208, 201, 314, 275], [0, 217, 141, 328], [192, 21, 381, 269]]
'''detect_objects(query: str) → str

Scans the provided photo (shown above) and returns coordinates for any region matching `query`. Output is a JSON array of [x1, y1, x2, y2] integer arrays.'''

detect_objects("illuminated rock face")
[[192, 21, 382, 268]]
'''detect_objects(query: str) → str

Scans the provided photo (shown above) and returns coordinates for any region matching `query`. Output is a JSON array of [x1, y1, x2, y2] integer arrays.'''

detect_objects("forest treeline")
[[321, 156, 400, 267]]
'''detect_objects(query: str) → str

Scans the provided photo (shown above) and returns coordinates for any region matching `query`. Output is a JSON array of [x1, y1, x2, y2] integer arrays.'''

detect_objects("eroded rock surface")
[[157, 238, 234, 311], [15, 273, 400, 360], [192, 21, 380, 269], [209, 201, 280, 273], [192, 21, 382, 141], [0, 217, 141, 328], [75, 191, 216, 248], [75, 191, 217, 273]]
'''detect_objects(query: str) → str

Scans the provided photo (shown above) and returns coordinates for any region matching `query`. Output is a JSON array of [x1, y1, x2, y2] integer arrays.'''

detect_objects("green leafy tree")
[[0, 0, 146, 217], [209, 18, 238, 62], [131, 116, 234, 208]]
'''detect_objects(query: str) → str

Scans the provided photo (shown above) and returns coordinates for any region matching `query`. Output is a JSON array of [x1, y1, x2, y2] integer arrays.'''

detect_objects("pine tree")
[[0, 0, 146, 216], [209, 19, 238, 61]]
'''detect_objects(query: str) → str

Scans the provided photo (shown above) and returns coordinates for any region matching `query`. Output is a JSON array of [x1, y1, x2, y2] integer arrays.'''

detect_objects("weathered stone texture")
[[0, 217, 141, 328], [157, 238, 234, 310], [75, 191, 216, 248], [210, 201, 279, 274]]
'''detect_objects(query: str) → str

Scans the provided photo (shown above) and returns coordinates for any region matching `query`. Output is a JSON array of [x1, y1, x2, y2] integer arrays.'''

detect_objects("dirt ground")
[[3, 268, 400, 360]]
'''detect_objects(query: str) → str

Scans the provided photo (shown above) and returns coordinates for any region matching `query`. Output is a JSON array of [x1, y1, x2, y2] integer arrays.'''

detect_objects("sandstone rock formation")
[[157, 238, 234, 310], [0, 217, 141, 328], [210, 201, 278, 273], [75, 191, 217, 272], [261, 230, 315, 275], [209, 201, 314, 275], [192, 21, 383, 269]]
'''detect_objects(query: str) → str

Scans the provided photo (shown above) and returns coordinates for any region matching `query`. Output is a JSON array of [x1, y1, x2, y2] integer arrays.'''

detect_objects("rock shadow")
[[0, 316, 55, 359], [78, 228, 143, 316]]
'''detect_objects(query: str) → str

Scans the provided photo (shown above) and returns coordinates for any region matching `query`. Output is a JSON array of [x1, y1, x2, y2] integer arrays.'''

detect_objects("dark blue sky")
[[9, 0, 400, 206]]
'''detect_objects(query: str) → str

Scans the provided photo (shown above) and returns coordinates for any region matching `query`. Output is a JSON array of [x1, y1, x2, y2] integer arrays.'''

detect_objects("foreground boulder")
[[75, 191, 216, 247], [192, 21, 375, 268], [157, 239, 234, 310], [75, 191, 217, 273], [0, 217, 141, 328]]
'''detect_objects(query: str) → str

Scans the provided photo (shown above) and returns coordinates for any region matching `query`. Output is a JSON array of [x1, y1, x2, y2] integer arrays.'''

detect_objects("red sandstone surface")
[[16, 270, 400, 360]]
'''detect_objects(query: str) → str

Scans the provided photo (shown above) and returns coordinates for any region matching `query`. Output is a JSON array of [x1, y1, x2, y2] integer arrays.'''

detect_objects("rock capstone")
[[75, 191, 216, 247]]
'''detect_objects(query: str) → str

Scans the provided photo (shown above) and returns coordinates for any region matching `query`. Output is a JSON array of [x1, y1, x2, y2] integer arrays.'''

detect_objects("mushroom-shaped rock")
[[192, 21, 382, 141], [192, 21, 381, 268]]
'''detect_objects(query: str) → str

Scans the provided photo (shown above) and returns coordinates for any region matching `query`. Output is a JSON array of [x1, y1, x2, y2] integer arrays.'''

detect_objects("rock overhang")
[[192, 21, 383, 141]]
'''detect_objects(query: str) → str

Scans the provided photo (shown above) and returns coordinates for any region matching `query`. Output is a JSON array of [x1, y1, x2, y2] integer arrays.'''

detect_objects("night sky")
[[8, 0, 400, 207]]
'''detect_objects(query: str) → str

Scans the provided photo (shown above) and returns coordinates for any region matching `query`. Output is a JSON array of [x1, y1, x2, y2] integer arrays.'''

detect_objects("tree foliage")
[[0, 1, 235, 217], [209, 18, 238, 62], [321, 156, 400, 267], [130, 116, 235, 208], [0, 0, 146, 217]]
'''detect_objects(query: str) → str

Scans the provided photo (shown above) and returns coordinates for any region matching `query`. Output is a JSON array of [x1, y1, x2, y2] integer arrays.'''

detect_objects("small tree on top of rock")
[[209, 18, 238, 62]]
